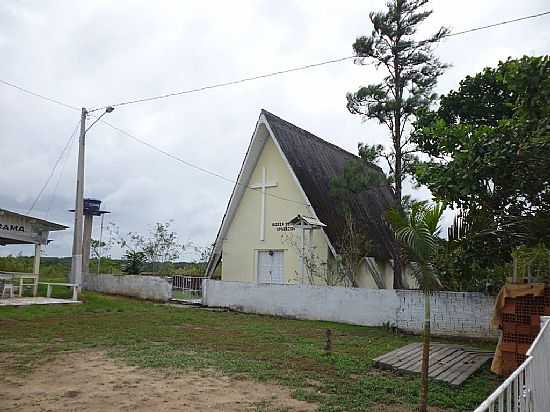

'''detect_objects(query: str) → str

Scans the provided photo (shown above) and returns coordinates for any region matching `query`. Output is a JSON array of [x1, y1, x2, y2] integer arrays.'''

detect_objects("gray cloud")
[[1, 0, 549, 258]]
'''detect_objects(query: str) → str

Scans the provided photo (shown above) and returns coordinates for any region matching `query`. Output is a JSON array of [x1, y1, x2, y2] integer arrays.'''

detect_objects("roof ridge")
[[260, 109, 383, 173]]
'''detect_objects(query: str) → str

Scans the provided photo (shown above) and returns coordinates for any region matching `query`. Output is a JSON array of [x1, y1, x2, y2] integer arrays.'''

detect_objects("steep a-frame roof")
[[206, 110, 399, 275], [262, 110, 399, 258]]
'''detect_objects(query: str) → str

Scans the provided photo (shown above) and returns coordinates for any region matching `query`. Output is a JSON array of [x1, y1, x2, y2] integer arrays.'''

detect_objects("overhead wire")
[[0, 79, 79, 112], [45, 126, 78, 217], [444, 10, 550, 38], [99, 119, 312, 207], [1, 11, 548, 116], [89, 10, 550, 112], [88, 56, 354, 112], [27, 120, 80, 214], [1, 10, 549, 211]]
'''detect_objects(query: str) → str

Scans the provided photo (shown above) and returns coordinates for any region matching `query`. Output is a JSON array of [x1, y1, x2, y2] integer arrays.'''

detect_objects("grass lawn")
[[0, 290, 500, 412]]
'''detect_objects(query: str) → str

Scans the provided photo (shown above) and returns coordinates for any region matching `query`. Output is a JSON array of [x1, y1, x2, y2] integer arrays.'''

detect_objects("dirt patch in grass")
[[0, 350, 317, 412]]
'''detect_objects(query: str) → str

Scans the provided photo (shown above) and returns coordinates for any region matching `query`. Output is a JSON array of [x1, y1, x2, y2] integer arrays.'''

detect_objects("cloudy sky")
[[1, 0, 549, 259]]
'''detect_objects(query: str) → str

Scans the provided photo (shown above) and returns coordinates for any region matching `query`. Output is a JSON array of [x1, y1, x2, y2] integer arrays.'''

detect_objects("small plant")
[[121, 251, 147, 275]]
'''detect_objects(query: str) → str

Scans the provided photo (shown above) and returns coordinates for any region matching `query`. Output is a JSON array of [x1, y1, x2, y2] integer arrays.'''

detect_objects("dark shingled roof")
[[262, 109, 399, 260]]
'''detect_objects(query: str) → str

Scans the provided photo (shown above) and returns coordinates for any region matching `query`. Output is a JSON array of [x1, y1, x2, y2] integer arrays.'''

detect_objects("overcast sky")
[[1, 0, 549, 259]]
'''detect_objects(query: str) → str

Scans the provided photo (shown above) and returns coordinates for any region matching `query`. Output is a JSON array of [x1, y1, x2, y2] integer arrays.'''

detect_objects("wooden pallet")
[[373, 343, 493, 386]]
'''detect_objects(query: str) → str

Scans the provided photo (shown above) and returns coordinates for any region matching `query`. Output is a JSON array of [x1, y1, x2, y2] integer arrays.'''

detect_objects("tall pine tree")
[[347, 0, 448, 288]]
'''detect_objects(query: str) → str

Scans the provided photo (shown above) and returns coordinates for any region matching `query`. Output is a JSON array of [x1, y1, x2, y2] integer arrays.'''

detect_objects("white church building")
[[206, 110, 412, 289]]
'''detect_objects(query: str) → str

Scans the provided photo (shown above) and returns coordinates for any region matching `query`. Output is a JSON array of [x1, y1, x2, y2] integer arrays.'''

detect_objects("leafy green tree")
[[330, 153, 387, 288], [330, 149, 387, 200], [413, 56, 550, 274], [347, 0, 448, 288], [118, 221, 185, 274], [388, 201, 444, 412]]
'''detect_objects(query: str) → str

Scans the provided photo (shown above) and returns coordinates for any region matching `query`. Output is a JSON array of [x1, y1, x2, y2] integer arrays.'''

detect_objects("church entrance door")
[[257, 250, 284, 284]]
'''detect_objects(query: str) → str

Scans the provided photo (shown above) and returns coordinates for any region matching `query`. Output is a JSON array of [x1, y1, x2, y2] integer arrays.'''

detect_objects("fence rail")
[[171, 276, 207, 301], [473, 317, 550, 412]]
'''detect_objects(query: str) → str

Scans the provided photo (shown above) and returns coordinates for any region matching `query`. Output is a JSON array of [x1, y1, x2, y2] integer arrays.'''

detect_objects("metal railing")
[[171, 275, 207, 299], [473, 317, 550, 412]]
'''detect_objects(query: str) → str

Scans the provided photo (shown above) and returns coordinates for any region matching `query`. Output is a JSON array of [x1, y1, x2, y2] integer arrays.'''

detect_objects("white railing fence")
[[171, 275, 207, 298], [474, 317, 550, 412]]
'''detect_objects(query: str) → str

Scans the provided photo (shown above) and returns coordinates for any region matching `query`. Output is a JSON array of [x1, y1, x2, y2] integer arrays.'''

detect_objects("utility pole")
[[70, 107, 87, 289]]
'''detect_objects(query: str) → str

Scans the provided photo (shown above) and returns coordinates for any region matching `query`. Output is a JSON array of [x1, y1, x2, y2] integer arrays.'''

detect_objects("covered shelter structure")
[[0, 208, 71, 302]]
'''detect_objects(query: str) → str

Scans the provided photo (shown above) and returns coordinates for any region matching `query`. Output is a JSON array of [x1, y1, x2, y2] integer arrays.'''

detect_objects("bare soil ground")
[[0, 351, 317, 412]]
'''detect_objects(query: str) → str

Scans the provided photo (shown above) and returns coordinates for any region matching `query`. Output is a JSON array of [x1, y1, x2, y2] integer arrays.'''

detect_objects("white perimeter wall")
[[83, 274, 172, 302], [203, 280, 497, 338]]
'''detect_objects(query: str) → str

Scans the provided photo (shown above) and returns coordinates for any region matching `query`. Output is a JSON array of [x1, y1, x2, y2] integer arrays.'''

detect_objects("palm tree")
[[388, 201, 444, 412]]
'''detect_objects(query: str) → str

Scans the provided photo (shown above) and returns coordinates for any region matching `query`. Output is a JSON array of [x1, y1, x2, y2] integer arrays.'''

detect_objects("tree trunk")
[[419, 293, 431, 412], [392, 23, 405, 290]]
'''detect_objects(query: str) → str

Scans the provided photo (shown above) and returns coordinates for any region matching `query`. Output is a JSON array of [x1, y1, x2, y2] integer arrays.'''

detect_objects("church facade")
[[206, 110, 413, 289]]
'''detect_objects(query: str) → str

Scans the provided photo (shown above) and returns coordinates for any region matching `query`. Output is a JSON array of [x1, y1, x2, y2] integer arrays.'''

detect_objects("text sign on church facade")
[[271, 221, 295, 232]]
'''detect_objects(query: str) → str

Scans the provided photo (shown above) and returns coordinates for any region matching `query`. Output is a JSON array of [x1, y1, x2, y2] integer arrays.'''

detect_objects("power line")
[[99, 119, 312, 207], [90, 10, 550, 112], [444, 10, 550, 38], [0, 10, 546, 214], [83, 10, 550, 200], [1, 11, 548, 115], [28, 121, 80, 214], [90, 56, 354, 112], [46, 128, 77, 217], [0, 79, 79, 112]]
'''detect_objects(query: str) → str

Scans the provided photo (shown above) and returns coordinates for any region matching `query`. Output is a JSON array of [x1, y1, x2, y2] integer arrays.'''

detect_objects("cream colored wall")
[[222, 130, 329, 284], [357, 259, 418, 289], [221, 124, 418, 290]]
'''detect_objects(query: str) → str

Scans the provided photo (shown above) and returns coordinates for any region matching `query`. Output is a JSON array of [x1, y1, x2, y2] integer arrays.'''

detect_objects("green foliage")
[[511, 244, 550, 283], [432, 242, 508, 294], [0, 292, 498, 411], [116, 221, 186, 274], [414, 56, 550, 237], [121, 250, 147, 275], [347, 0, 448, 199], [330, 150, 387, 205], [414, 56, 550, 287], [435, 243, 550, 294], [328, 154, 382, 287], [387, 201, 444, 292], [0, 255, 121, 282]]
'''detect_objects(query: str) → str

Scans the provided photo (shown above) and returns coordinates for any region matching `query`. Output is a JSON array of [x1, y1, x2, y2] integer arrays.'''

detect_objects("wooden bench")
[[38, 282, 79, 301]]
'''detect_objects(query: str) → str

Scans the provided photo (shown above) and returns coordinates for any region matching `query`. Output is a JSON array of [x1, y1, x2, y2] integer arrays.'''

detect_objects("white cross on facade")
[[250, 167, 278, 241]]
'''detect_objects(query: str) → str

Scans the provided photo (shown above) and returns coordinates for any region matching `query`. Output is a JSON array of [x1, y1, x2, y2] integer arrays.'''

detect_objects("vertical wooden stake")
[[324, 329, 332, 356]]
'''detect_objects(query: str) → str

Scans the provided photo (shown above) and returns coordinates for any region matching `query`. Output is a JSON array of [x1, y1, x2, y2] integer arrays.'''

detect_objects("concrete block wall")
[[83, 273, 172, 302], [203, 280, 497, 338], [396, 290, 497, 337]]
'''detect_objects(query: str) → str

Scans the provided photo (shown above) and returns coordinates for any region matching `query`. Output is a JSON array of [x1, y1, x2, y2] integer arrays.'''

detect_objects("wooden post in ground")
[[325, 329, 332, 356]]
